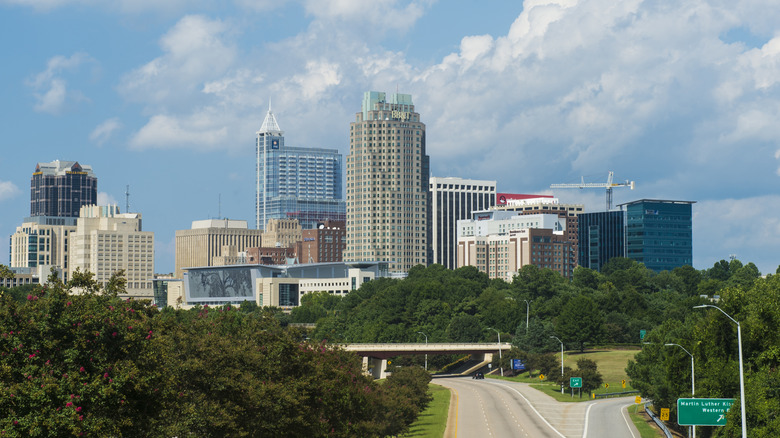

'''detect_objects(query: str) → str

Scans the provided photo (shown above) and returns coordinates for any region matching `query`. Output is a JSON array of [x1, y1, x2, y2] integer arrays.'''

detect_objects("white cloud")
[[89, 118, 122, 146], [694, 196, 780, 275], [302, 0, 431, 33], [118, 15, 236, 106], [129, 113, 229, 150], [0, 181, 20, 201], [27, 52, 93, 114], [97, 192, 119, 207]]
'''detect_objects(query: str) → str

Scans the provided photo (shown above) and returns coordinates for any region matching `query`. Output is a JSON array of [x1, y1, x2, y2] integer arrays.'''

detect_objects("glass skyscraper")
[[578, 210, 625, 272], [255, 105, 345, 231], [622, 199, 694, 272], [30, 160, 97, 218]]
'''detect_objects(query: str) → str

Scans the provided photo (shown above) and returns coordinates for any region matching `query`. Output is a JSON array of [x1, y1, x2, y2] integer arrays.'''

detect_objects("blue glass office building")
[[256, 106, 345, 230], [577, 211, 625, 272], [622, 199, 694, 272]]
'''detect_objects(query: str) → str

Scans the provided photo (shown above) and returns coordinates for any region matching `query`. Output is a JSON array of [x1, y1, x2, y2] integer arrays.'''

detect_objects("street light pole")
[[694, 304, 746, 438], [417, 331, 428, 371], [550, 335, 564, 394], [523, 300, 532, 332], [486, 327, 503, 376], [665, 343, 695, 438]]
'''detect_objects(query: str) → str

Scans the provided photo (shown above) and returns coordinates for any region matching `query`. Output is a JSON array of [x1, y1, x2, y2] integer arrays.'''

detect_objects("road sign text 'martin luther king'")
[[677, 398, 735, 426]]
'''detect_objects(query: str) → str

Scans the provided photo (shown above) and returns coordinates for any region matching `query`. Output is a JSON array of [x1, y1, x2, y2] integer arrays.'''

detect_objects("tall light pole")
[[550, 335, 564, 394], [666, 343, 695, 438], [694, 304, 746, 438], [523, 300, 533, 332], [417, 331, 428, 371], [486, 327, 503, 376]]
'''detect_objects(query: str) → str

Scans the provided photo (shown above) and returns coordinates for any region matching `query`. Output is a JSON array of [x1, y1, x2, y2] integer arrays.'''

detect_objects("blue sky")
[[2, 0, 780, 275]]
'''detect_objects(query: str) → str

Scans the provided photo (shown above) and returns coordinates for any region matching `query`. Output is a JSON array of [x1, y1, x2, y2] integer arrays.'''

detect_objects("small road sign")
[[677, 398, 735, 426], [635, 396, 642, 404], [621, 379, 626, 388], [512, 359, 526, 371], [570, 377, 582, 388], [660, 408, 670, 421], [604, 383, 609, 389], [539, 374, 545, 380]]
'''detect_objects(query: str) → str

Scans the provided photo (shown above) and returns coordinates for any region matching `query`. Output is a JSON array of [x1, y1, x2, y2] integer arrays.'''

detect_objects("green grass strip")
[[402, 383, 451, 438]]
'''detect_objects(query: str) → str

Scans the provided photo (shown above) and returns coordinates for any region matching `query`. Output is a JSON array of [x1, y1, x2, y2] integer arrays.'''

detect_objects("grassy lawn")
[[492, 348, 642, 402], [402, 383, 450, 438], [628, 404, 665, 438]]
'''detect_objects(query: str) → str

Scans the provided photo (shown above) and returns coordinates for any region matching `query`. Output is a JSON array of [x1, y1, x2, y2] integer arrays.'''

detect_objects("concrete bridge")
[[340, 342, 512, 379]]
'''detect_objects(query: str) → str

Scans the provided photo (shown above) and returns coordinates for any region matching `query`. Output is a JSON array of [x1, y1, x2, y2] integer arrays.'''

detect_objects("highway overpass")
[[340, 342, 512, 379]]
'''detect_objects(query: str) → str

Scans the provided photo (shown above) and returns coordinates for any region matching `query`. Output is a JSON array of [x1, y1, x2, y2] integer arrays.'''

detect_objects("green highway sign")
[[677, 398, 735, 426], [570, 377, 582, 388]]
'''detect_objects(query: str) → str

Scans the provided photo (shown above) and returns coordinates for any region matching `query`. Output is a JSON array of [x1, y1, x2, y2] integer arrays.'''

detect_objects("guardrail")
[[594, 390, 640, 399], [644, 402, 673, 438]]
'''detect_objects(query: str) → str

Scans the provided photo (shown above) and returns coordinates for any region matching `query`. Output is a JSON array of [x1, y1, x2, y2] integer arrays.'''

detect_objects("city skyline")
[[2, 1, 780, 275]]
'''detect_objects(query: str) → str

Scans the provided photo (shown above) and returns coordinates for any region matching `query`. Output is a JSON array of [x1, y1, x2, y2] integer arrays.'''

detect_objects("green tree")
[[555, 295, 603, 352], [446, 314, 483, 342]]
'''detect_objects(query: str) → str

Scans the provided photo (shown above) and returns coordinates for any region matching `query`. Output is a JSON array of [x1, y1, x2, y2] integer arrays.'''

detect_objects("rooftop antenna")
[[218, 194, 222, 219], [125, 185, 130, 213]]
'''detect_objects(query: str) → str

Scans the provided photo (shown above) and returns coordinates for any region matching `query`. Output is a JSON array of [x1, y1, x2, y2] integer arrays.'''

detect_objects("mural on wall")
[[187, 268, 253, 299]]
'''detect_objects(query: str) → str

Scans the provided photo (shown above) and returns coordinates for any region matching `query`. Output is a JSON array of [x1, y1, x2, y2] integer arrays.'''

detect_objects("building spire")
[[258, 99, 283, 135]]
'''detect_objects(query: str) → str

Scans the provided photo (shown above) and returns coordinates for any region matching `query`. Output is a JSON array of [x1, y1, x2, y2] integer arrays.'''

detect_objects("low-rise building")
[[168, 261, 388, 309]]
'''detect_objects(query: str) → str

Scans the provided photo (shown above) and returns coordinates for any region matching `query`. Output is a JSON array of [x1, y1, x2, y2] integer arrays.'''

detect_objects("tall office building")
[[174, 219, 263, 278], [69, 205, 154, 299], [255, 105, 345, 231], [578, 211, 625, 271], [345, 91, 430, 273], [9, 216, 78, 279], [429, 177, 496, 269], [31, 160, 97, 217], [621, 199, 694, 272]]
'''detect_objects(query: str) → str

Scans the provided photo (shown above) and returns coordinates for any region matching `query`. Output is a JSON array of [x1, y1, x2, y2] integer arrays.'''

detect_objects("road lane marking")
[[582, 403, 594, 438], [487, 380, 566, 438], [621, 402, 638, 438]]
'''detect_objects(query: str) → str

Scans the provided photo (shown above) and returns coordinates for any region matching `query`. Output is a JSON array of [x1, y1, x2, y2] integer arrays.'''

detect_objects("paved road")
[[584, 396, 642, 438], [434, 376, 643, 438]]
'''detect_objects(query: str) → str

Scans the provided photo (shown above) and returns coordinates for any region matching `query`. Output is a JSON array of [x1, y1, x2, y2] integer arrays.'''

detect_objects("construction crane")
[[550, 171, 635, 210]]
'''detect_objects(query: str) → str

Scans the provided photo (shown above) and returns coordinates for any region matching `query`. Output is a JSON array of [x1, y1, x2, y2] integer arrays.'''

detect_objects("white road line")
[[582, 402, 594, 438], [621, 402, 638, 438], [487, 380, 566, 438]]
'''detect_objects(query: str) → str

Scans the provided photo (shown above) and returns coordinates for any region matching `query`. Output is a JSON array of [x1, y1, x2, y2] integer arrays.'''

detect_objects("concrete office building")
[[457, 210, 575, 280], [296, 220, 346, 264], [429, 177, 496, 269], [31, 160, 97, 218], [262, 218, 303, 249], [69, 205, 154, 299], [246, 246, 297, 265], [174, 219, 263, 278], [621, 199, 694, 272], [256, 105, 345, 231], [345, 91, 430, 273], [9, 216, 77, 279], [492, 195, 583, 267], [578, 211, 625, 271]]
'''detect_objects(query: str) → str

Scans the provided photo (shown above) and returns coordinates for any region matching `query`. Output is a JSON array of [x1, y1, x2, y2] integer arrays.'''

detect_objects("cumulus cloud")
[[0, 181, 20, 201], [89, 118, 122, 146], [129, 113, 229, 150], [302, 0, 431, 33], [118, 15, 236, 106], [97, 191, 119, 207], [27, 52, 93, 114]]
